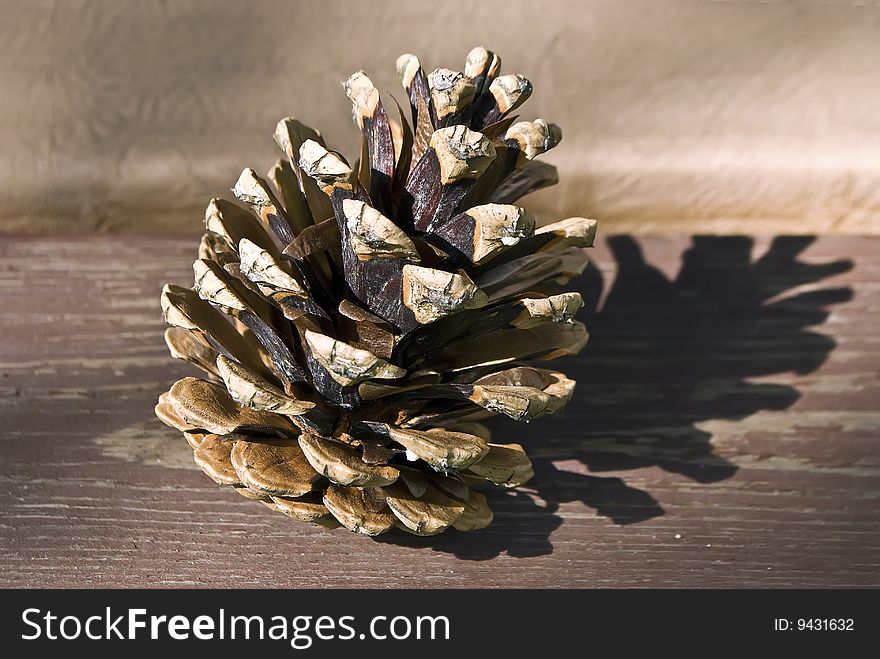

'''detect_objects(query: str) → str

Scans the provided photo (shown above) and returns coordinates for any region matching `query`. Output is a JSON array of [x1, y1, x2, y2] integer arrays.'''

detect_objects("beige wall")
[[1, 0, 878, 234]]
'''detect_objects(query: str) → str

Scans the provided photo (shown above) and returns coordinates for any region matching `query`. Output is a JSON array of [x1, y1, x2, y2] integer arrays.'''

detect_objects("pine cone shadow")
[[565, 235, 853, 483], [378, 235, 852, 560]]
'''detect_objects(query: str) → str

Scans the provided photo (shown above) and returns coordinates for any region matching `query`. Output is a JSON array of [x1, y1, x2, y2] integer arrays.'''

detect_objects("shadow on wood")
[[377, 235, 853, 559]]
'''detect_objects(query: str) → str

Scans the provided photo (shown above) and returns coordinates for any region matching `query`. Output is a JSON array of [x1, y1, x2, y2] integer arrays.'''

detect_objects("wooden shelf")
[[1, 234, 877, 587]]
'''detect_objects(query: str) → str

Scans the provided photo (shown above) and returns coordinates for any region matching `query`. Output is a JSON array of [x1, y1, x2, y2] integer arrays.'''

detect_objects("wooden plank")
[[0, 234, 877, 588]]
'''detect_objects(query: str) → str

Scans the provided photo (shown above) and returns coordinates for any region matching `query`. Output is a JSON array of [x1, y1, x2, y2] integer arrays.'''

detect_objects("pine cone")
[[156, 47, 597, 536]]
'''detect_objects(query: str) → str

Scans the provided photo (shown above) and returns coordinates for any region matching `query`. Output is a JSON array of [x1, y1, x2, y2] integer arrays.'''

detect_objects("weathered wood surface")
[[1, 234, 877, 588]]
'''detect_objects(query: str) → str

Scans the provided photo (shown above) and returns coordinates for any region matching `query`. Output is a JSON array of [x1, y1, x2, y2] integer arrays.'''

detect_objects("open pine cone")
[[156, 47, 597, 536]]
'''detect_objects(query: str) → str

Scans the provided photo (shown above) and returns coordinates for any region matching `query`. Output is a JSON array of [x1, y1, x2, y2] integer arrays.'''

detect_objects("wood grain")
[[0, 234, 877, 588]]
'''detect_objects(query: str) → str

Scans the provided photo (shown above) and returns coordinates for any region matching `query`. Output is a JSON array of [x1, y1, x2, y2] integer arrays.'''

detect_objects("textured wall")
[[1, 0, 878, 234]]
